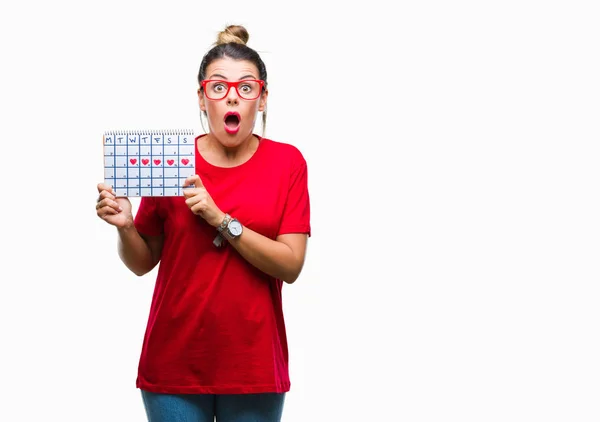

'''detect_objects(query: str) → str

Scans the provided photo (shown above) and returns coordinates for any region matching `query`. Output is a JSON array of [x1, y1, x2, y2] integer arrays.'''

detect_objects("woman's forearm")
[[116, 226, 157, 276], [226, 226, 306, 284], [182, 175, 307, 283]]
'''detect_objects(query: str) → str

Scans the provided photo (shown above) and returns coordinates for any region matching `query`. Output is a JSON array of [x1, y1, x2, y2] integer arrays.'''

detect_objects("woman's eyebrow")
[[207, 74, 258, 80]]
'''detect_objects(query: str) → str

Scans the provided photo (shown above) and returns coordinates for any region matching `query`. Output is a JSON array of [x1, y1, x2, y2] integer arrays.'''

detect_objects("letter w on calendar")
[[103, 130, 196, 197]]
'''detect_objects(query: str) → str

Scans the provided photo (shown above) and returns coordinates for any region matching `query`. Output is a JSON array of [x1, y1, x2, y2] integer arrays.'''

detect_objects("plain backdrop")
[[1, 0, 599, 421]]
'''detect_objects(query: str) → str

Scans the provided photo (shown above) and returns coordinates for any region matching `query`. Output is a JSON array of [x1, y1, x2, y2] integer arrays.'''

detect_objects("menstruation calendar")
[[103, 129, 196, 196]]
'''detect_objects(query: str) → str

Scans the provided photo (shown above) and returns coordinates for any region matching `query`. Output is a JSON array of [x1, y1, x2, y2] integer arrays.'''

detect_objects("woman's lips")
[[224, 111, 241, 134]]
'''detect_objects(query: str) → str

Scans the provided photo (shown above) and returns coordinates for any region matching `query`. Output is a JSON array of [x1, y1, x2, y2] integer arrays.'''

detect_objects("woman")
[[95, 24, 311, 422]]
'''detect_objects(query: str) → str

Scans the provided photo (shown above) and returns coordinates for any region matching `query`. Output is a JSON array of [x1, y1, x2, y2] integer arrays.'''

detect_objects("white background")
[[1, 0, 599, 421]]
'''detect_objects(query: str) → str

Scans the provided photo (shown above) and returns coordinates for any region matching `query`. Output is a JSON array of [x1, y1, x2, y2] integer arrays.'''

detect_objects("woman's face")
[[199, 57, 267, 146]]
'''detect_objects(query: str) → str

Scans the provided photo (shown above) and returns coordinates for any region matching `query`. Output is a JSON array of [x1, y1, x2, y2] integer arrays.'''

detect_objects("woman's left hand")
[[183, 174, 224, 227]]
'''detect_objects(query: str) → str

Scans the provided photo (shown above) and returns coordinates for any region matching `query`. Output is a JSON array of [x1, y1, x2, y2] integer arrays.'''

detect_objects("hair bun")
[[216, 25, 249, 46]]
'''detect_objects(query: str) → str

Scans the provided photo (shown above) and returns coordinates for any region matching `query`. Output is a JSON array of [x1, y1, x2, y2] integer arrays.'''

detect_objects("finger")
[[184, 195, 205, 215], [191, 202, 206, 215], [97, 205, 119, 218], [97, 183, 115, 194], [97, 198, 122, 211], [185, 174, 204, 189], [97, 190, 116, 202], [185, 195, 203, 210], [182, 188, 199, 199]]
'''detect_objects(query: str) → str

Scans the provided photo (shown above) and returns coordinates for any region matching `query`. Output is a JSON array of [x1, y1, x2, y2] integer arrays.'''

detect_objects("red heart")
[[167, 159, 174, 166], [154, 159, 161, 165], [142, 159, 149, 165], [181, 158, 189, 165], [129, 158, 137, 165]]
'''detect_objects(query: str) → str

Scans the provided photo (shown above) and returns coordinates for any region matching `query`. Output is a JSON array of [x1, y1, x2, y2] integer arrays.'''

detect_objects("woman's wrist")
[[116, 218, 136, 232], [211, 211, 227, 228]]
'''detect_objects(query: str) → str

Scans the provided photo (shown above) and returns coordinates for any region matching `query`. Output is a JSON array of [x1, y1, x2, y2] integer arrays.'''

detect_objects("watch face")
[[229, 220, 243, 236]]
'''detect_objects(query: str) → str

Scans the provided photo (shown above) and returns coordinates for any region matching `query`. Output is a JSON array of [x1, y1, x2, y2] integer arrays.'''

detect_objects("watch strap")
[[217, 213, 231, 233], [213, 233, 225, 247]]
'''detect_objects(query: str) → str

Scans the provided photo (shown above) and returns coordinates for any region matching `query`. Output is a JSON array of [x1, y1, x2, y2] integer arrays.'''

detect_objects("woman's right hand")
[[96, 183, 133, 228]]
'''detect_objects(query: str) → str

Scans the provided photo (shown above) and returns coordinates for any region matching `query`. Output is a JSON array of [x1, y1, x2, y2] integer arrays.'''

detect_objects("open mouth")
[[224, 112, 241, 134]]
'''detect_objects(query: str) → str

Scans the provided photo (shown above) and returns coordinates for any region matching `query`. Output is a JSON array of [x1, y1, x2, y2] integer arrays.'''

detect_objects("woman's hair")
[[198, 25, 268, 135]]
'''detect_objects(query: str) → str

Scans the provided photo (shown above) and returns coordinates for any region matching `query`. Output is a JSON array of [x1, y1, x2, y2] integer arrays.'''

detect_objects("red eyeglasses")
[[201, 79, 265, 100]]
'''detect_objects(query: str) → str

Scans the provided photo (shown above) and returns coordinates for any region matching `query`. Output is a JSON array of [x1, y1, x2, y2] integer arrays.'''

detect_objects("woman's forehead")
[[206, 58, 259, 78]]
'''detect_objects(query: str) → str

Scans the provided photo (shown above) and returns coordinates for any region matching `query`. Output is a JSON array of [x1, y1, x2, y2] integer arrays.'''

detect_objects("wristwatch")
[[223, 217, 243, 241], [217, 213, 243, 241]]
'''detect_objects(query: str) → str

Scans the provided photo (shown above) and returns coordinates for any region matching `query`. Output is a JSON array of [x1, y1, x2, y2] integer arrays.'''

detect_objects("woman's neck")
[[200, 133, 259, 167]]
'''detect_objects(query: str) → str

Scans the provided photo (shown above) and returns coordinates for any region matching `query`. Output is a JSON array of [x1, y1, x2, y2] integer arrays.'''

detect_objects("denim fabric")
[[141, 389, 285, 422]]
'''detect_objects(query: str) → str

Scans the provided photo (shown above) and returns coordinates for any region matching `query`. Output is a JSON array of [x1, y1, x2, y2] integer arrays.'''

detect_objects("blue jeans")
[[140, 389, 286, 422]]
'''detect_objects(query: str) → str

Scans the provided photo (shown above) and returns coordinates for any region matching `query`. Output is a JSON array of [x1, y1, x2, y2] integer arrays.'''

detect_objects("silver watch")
[[223, 217, 243, 240]]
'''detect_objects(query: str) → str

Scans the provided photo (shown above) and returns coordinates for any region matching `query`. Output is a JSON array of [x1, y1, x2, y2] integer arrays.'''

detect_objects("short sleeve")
[[278, 152, 311, 237], [134, 197, 165, 236]]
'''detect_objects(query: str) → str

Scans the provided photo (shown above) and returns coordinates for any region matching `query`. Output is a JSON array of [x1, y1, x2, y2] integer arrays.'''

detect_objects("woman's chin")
[[212, 129, 254, 148]]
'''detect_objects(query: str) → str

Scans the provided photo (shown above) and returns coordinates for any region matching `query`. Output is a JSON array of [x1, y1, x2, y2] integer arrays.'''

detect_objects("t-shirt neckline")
[[195, 134, 265, 171]]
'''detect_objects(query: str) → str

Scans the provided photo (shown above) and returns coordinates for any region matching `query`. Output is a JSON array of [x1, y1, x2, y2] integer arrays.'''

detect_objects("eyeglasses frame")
[[200, 79, 266, 101]]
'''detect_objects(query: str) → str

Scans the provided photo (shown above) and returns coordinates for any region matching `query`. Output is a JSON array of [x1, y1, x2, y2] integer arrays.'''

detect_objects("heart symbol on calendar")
[[154, 159, 161, 165], [129, 158, 137, 165], [142, 159, 149, 165], [181, 158, 190, 165], [167, 159, 174, 166]]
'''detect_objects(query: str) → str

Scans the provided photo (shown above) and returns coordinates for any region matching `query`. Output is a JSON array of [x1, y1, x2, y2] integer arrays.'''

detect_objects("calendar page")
[[103, 130, 195, 196]]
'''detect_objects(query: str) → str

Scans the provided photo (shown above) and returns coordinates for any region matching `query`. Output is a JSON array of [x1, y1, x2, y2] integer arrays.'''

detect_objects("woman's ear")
[[258, 89, 268, 112], [198, 89, 206, 112]]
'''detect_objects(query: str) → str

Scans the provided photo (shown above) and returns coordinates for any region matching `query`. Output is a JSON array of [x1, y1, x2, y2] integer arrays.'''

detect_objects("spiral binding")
[[103, 129, 195, 136]]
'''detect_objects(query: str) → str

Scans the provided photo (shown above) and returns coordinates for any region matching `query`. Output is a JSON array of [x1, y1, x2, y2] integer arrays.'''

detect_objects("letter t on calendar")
[[103, 130, 196, 196]]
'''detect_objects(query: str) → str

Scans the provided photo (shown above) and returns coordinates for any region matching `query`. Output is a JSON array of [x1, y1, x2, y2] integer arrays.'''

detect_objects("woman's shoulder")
[[260, 137, 306, 164]]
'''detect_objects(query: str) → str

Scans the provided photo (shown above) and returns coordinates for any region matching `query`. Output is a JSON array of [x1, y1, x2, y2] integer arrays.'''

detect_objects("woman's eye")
[[240, 84, 252, 93], [214, 84, 226, 92]]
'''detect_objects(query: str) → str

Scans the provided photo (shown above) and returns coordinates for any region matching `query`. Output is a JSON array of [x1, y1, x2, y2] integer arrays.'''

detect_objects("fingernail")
[[118, 206, 123, 212]]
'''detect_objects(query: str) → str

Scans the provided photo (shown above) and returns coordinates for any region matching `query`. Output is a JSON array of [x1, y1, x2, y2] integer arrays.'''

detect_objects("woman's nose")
[[226, 87, 239, 105]]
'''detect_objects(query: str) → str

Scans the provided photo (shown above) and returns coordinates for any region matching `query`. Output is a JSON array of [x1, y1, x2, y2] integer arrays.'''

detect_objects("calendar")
[[103, 129, 196, 196]]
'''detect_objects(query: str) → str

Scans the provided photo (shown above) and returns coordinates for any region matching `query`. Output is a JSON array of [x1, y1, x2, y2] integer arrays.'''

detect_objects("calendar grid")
[[104, 129, 195, 197]]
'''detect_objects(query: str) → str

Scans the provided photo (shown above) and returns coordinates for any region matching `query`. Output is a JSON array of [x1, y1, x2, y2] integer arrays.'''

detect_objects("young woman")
[[95, 24, 311, 422]]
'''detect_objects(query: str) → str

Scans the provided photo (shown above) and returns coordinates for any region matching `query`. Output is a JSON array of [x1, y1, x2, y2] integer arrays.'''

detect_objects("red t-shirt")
[[133, 135, 311, 394]]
